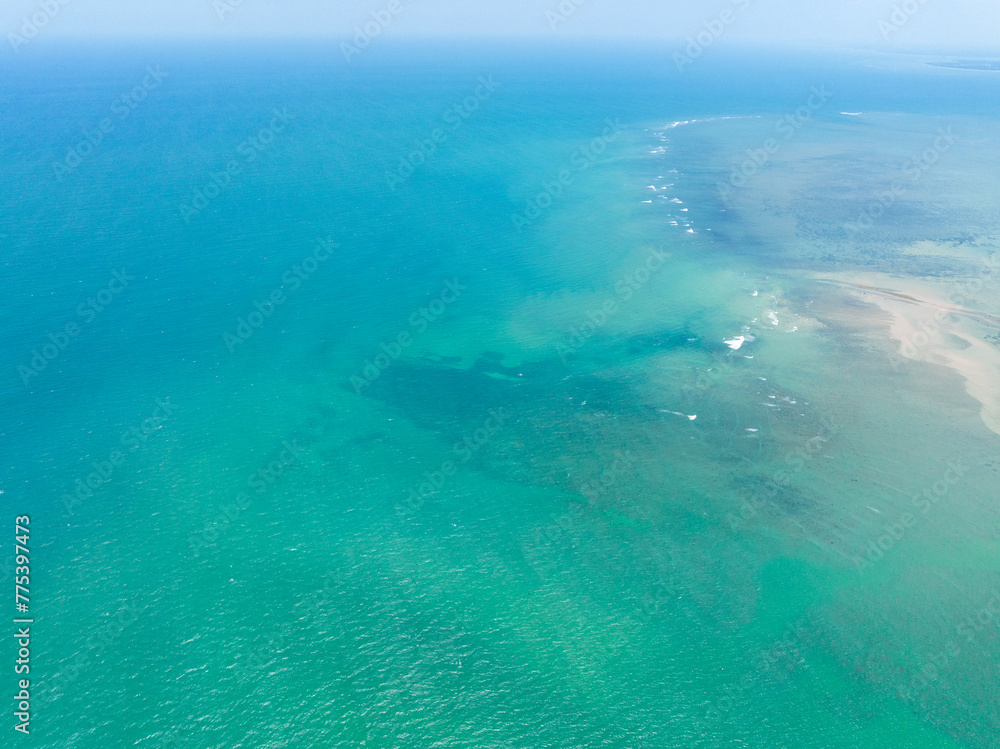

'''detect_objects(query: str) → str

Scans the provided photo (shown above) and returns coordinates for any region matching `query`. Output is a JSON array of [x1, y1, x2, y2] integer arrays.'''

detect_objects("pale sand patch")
[[814, 270, 1000, 438]]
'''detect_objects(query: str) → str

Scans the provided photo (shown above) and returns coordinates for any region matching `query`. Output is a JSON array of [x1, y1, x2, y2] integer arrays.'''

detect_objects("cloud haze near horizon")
[[3, 0, 999, 52]]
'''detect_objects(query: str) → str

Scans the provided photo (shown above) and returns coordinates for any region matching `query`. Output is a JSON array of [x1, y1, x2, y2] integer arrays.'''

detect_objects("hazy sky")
[[4, 0, 999, 51]]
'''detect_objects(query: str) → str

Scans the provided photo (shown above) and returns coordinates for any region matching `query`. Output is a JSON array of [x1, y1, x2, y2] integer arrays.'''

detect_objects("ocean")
[[2, 39, 999, 747]]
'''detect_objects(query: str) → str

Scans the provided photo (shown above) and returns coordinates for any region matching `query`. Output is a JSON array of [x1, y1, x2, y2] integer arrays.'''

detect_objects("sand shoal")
[[814, 269, 1000, 438]]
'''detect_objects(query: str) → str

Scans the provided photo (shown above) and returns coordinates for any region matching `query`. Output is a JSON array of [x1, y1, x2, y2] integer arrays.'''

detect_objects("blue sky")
[[3, 0, 999, 51]]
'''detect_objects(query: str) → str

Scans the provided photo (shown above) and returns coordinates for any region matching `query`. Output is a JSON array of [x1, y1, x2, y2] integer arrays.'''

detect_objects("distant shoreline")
[[927, 60, 1000, 71]]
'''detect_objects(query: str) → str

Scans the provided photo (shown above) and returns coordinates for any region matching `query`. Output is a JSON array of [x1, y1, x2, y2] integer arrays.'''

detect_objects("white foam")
[[725, 336, 746, 350], [659, 409, 698, 421], [663, 115, 762, 129]]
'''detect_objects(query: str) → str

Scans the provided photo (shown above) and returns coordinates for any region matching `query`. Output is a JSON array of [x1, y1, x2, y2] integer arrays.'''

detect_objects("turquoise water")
[[2, 42, 1000, 747]]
